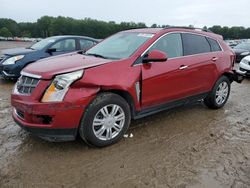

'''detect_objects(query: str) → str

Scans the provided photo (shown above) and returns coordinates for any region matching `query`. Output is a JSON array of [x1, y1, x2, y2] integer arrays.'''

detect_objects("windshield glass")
[[30, 37, 57, 50], [234, 43, 250, 51], [86, 32, 154, 59]]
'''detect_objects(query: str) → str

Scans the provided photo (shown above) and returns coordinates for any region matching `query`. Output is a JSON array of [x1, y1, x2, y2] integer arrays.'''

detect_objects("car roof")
[[47, 35, 98, 41], [123, 27, 222, 40]]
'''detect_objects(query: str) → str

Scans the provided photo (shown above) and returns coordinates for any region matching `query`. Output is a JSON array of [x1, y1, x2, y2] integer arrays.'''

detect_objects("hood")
[[233, 48, 249, 55], [23, 52, 114, 79], [2, 48, 36, 56]]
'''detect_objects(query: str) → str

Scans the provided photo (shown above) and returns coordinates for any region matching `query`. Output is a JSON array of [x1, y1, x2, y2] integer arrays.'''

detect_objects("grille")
[[16, 75, 39, 95]]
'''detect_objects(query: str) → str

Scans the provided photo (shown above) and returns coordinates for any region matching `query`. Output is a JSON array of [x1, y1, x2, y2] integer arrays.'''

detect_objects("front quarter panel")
[[73, 58, 142, 111]]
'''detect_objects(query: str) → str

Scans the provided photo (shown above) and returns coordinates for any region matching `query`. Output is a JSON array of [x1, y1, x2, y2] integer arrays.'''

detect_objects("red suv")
[[11, 27, 243, 147]]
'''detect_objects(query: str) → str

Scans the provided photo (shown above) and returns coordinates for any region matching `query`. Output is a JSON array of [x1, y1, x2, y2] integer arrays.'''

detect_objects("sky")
[[0, 0, 249, 28]]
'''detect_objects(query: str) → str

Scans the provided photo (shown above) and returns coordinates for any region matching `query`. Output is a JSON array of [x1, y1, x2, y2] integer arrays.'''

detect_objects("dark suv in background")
[[0, 35, 98, 79], [233, 42, 250, 62], [11, 27, 243, 147]]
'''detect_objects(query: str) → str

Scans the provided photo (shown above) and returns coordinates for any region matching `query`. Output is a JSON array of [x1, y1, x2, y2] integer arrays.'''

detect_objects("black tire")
[[79, 92, 131, 147], [204, 76, 231, 109]]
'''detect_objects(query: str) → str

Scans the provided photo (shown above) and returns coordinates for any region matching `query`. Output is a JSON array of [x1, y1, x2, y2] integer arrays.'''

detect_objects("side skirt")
[[133, 92, 209, 120]]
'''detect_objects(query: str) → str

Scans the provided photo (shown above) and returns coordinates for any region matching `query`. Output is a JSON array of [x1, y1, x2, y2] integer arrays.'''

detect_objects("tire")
[[204, 76, 231, 109], [79, 92, 131, 147]]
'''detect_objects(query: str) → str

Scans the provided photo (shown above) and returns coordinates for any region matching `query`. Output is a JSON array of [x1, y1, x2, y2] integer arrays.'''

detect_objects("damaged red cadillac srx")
[[11, 27, 244, 147]]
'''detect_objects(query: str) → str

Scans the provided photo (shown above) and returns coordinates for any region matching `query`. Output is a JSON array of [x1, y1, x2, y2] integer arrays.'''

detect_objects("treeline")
[[0, 16, 250, 39]]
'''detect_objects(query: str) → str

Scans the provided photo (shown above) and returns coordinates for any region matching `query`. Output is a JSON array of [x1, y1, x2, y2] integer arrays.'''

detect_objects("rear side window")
[[182, 33, 211, 56], [79, 39, 95, 50], [207, 38, 222, 52], [51, 39, 76, 52], [149, 33, 183, 58]]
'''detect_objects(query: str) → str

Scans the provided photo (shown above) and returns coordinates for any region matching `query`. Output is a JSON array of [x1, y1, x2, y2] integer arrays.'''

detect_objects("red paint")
[[11, 28, 234, 133]]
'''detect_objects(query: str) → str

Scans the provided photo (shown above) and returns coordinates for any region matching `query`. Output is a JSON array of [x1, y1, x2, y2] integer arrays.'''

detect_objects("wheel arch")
[[221, 72, 234, 83], [97, 89, 137, 119]]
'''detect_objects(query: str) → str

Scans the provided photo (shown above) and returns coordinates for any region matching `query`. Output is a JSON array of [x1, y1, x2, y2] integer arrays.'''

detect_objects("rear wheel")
[[204, 76, 231, 109], [79, 93, 131, 147]]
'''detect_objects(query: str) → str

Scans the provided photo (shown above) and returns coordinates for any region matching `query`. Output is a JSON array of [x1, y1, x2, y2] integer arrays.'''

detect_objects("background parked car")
[[0, 35, 98, 79], [239, 55, 250, 77], [233, 42, 250, 62]]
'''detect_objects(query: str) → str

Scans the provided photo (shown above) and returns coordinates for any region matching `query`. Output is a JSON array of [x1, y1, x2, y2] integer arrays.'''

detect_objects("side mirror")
[[143, 50, 168, 63], [46, 48, 57, 54]]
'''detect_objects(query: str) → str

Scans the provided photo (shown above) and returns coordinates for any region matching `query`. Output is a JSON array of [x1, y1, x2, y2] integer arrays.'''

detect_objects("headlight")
[[241, 58, 249, 65], [41, 70, 83, 102], [240, 52, 250, 56], [2, 55, 24, 65]]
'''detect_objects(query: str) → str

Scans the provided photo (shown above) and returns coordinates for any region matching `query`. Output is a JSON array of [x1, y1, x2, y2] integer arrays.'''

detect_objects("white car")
[[239, 55, 250, 77]]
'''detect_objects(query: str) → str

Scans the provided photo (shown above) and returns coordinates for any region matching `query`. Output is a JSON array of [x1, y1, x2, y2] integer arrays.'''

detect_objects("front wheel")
[[79, 93, 131, 147], [204, 76, 231, 109]]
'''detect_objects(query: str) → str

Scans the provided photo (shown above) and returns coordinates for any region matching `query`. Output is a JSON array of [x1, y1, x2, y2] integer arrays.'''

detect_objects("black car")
[[0, 35, 98, 79], [233, 42, 250, 62]]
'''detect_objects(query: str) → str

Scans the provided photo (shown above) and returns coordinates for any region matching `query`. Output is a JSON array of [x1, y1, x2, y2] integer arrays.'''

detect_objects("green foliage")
[[0, 27, 12, 37], [208, 25, 250, 39], [0, 16, 249, 39]]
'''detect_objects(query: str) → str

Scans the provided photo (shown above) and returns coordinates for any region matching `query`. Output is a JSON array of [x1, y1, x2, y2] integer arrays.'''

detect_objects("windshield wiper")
[[26, 47, 35, 50], [85, 53, 108, 59]]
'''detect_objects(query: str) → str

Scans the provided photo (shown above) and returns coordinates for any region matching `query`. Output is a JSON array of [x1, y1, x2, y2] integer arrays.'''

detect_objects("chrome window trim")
[[21, 71, 42, 79], [135, 31, 224, 66]]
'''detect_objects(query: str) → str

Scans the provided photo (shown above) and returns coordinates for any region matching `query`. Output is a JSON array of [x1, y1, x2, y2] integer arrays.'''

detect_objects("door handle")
[[211, 57, 219, 61], [179, 65, 188, 70]]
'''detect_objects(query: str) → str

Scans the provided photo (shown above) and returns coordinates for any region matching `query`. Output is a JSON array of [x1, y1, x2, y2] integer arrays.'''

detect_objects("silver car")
[[239, 55, 250, 77]]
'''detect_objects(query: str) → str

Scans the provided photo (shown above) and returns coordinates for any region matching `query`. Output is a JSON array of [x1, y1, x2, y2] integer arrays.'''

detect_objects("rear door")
[[181, 33, 219, 92]]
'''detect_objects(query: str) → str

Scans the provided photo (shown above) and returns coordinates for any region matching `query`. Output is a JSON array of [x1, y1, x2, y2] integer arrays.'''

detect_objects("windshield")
[[234, 43, 250, 51], [86, 32, 154, 59], [30, 37, 57, 50]]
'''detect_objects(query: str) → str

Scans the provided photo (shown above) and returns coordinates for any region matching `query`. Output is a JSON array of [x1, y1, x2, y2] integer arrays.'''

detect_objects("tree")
[[0, 16, 250, 40], [0, 27, 12, 37], [37, 16, 54, 37]]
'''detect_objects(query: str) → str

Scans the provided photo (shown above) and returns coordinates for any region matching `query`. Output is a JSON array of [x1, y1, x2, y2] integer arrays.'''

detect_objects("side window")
[[182, 33, 211, 55], [79, 39, 95, 50], [149, 33, 183, 58], [51, 39, 76, 52], [207, 38, 222, 52]]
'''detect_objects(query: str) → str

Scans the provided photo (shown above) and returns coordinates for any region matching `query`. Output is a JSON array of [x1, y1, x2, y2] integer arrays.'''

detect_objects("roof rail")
[[163, 26, 214, 33]]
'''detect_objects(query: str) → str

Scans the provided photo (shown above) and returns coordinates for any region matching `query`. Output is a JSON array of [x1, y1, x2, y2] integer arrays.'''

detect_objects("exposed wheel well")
[[222, 72, 234, 82], [97, 89, 136, 118]]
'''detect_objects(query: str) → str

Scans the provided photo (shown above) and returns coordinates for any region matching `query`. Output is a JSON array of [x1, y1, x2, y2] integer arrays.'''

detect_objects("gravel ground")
[[0, 41, 249, 188]]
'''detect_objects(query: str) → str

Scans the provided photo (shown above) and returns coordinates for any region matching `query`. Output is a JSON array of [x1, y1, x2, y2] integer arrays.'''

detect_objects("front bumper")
[[239, 62, 250, 77], [13, 113, 77, 142], [0, 64, 21, 79], [11, 80, 97, 141]]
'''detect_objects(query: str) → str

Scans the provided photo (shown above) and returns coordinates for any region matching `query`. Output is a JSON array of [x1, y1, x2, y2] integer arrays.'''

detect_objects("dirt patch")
[[0, 42, 250, 188]]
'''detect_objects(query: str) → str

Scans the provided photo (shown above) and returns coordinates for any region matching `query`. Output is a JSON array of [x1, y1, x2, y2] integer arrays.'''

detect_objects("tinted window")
[[79, 39, 95, 50], [207, 38, 222, 52], [182, 33, 211, 55], [149, 33, 183, 58], [51, 39, 76, 52]]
